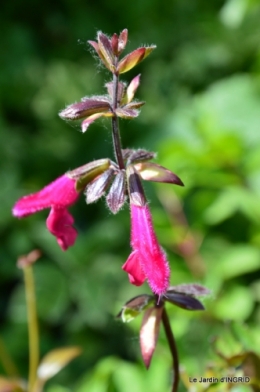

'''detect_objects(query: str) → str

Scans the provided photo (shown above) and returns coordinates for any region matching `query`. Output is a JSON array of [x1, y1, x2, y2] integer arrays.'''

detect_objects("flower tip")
[[12, 205, 21, 217], [176, 176, 184, 186], [58, 108, 69, 119], [57, 235, 76, 251], [46, 208, 78, 251], [12, 200, 33, 218]]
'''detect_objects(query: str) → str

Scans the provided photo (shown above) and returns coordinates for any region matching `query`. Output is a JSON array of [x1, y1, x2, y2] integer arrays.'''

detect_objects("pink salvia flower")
[[12, 175, 79, 251], [122, 204, 170, 295]]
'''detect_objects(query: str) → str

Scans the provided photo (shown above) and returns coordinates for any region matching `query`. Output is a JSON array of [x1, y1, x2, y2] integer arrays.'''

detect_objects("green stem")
[[0, 336, 19, 377], [161, 308, 180, 392], [111, 72, 125, 169], [23, 266, 39, 392]]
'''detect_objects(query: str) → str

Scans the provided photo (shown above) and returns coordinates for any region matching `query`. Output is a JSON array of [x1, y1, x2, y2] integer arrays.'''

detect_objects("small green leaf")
[[117, 294, 154, 322], [121, 307, 141, 323], [215, 245, 260, 280], [213, 286, 254, 321]]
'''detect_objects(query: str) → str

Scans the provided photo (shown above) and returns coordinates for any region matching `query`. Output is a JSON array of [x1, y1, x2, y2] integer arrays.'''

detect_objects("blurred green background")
[[1, 0, 260, 391]]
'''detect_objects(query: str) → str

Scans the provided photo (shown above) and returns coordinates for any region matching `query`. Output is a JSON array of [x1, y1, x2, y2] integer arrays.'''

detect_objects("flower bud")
[[97, 32, 116, 73], [106, 170, 126, 214], [17, 249, 42, 269], [126, 165, 146, 207], [124, 149, 156, 164], [117, 46, 156, 74], [115, 107, 140, 119], [111, 33, 119, 55], [85, 168, 115, 204], [118, 29, 128, 53], [134, 162, 184, 185], [126, 74, 141, 103], [67, 159, 112, 192], [105, 81, 126, 102], [59, 98, 111, 120], [140, 306, 163, 368]]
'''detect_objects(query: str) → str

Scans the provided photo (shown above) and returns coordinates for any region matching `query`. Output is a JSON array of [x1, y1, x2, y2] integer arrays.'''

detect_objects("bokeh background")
[[1, 0, 260, 391]]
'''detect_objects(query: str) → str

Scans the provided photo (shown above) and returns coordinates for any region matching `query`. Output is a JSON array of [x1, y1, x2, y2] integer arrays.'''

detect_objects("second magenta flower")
[[122, 203, 170, 296]]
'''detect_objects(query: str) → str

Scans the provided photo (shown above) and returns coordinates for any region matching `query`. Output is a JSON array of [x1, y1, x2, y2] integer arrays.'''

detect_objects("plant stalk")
[[162, 307, 180, 392], [23, 265, 39, 392]]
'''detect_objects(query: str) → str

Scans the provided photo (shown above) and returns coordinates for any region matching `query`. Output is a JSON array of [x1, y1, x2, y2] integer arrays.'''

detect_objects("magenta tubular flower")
[[122, 204, 170, 295], [12, 175, 79, 251]]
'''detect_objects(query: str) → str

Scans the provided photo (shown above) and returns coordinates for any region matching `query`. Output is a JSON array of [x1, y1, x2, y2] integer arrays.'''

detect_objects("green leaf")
[[204, 187, 260, 224], [214, 245, 260, 280], [112, 362, 145, 392], [213, 286, 254, 321], [76, 357, 119, 392]]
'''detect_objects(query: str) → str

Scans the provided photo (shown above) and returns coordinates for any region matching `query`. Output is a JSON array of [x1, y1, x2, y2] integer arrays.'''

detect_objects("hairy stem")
[[111, 72, 125, 169], [162, 308, 180, 392], [24, 266, 39, 392]]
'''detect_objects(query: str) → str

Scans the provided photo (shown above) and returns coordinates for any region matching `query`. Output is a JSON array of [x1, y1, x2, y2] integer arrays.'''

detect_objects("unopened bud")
[[67, 159, 112, 192], [106, 170, 126, 214], [118, 29, 128, 54], [117, 46, 156, 74], [126, 149, 156, 164], [105, 81, 126, 102], [59, 98, 111, 120], [140, 306, 163, 369], [115, 107, 140, 119], [126, 165, 146, 206], [134, 162, 184, 185], [17, 249, 42, 269], [85, 168, 115, 203], [97, 32, 116, 73], [111, 33, 119, 55], [126, 74, 141, 103]]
